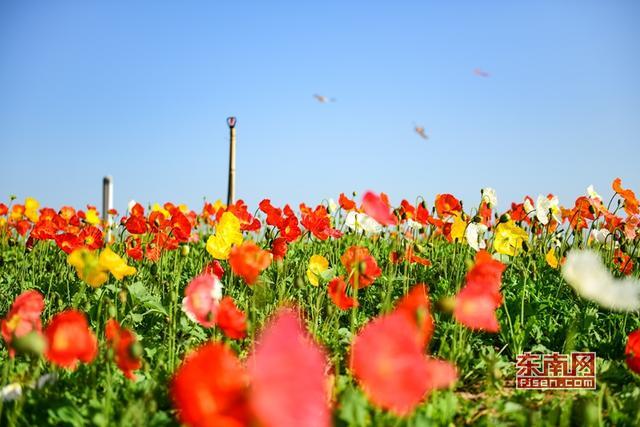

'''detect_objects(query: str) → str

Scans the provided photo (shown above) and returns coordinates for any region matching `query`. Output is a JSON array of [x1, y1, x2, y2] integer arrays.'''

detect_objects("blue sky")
[[1, 1, 638, 213]]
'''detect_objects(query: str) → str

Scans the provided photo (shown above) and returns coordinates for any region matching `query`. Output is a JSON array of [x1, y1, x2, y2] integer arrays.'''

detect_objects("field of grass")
[[1, 183, 639, 426]]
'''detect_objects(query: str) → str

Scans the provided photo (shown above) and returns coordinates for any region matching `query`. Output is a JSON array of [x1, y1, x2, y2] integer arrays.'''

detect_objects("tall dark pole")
[[227, 117, 236, 206], [102, 175, 113, 240]]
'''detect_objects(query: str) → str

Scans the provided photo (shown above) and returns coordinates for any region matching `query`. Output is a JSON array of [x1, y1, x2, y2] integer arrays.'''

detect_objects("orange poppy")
[[327, 277, 358, 310], [44, 310, 97, 369], [1, 290, 45, 357], [613, 178, 639, 216], [229, 241, 272, 285], [340, 246, 382, 288], [105, 319, 142, 380]]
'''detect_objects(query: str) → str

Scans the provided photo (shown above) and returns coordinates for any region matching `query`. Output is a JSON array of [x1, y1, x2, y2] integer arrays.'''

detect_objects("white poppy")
[[465, 222, 488, 251], [536, 195, 561, 225], [406, 219, 423, 231], [586, 185, 602, 200], [345, 211, 382, 234], [590, 228, 611, 245], [562, 250, 640, 311], [127, 199, 137, 213], [481, 188, 498, 207], [523, 198, 535, 216], [327, 198, 338, 214]]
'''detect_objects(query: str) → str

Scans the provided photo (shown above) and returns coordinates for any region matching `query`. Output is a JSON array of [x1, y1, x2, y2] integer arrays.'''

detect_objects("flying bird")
[[473, 68, 490, 78], [414, 125, 429, 140], [313, 94, 336, 103]]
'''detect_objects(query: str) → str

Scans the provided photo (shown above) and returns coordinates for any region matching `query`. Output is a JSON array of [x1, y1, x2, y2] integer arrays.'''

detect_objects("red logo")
[[515, 352, 596, 389]]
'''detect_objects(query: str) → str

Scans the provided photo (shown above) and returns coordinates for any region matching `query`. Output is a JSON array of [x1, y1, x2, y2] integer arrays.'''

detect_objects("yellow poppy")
[[306, 255, 329, 286]]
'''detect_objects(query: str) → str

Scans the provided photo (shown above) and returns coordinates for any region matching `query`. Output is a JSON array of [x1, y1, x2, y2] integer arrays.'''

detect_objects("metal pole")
[[227, 117, 236, 206], [102, 176, 113, 240]]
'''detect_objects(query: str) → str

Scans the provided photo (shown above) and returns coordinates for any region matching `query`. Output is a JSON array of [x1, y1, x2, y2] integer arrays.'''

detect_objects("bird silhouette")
[[414, 125, 429, 140], [473, 68, 490, 78], [313, 94, 336, 103]]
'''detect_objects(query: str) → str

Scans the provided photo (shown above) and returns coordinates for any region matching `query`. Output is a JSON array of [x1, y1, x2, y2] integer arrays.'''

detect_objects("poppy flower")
[[78, 226, 104, 250], [625, 329, 640, 375], [535, 194, 562, 225], [339, 193, 356, 210], [0, 203, 7, 216], [182, 274, 223, 328], [216, 297, 247, 340], [613, 178, 639, 216], [350, 312, 456, 416], [171, 342, 249, 427], [345, 211, 382, 234], [206, 212, 244, 260], [307, 255, 329, 286], [125, 236, 144, 261], [493, 221, 528, 256], [259, 199, 284, 227], [270, 237, 288, 261], [228, 241, 272, 285], [55, 233, 82, 254], [278, 214, 302, 243], [125, 215, 147, 235], [67, 248, 109, 287], [1, 290, 45, 357], [99, 247, 137, 280], [362, 191, 397, 226], [202, 260, 225, 279], [301, 205, 341, 240], [24, 197, 40, 222], [44, 310, 97, 369], [395, 284, 434, 347], [171, 211, 192, 242], [105, 319, 142, 380], [453, 251, 505, 332], [248, 309, 331, 427], [434, 194, 462, 218], [340, 246, 382, 288], [327, 277, 358, 310]]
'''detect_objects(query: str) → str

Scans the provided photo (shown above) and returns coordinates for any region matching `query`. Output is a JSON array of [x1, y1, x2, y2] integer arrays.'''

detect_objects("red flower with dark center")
[[78, 226, 104, 250], [105, 319, 142, 380], [278, 215, 301, 243], [248, 309, 331, 427], [625, 329, 640, 375], [44, 310, 97, 369], [171, 343, 249, 427], [340, 246, 382, 288], [327, 277, 358, 310], [1, 290, 45, 357]]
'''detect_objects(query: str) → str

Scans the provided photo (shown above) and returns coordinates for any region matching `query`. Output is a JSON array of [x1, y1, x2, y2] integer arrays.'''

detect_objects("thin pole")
[[227, 117, 236, 206], [102, 176, 113, 240]]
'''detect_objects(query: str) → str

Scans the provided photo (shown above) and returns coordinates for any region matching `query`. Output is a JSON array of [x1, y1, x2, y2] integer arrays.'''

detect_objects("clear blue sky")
[[1, 1, 638, 213]]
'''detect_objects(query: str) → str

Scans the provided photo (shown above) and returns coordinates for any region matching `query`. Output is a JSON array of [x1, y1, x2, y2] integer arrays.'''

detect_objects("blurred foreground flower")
[[229, 241, 272, 285], [44, 310, 97, 369], [562, 250, 640, 311], [362, 191, 396, 226], [626, 329, 640, 375], [248, 309, 331, 427], [1, 290, 45, 357]]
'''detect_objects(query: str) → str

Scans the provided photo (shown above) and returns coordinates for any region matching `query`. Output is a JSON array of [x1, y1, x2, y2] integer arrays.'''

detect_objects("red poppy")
[[171, 211, 192, 242], [202, 260, 225, 279], [453, 251, 506, 332], [44, 310, 97, 369], [55, 233, 82, 254], [229, 241, 272, 285], [350, 312, 455, 416], [270, 237, 288, 260], [125, 236, 144, 261], [259, 199, 284, 228], [327, 277, 358, 310], [1, 290, 45, 357], [125, 215, 147, 235], [614, 250, 634, 275], [216, 297, 247, 340], [78, 226, 104, 250], [0, 203, 7, 216], [171, 342, 249, 427], [222, 200, 261, 232], [339, 193, 356, 211], [362, 191, 397, 226], [105, 319, 142, 380], [395, 284, 434, 347], [248, 309, 331, 427], [613, 178, 639, 216], [340, 246, 382, 288], [434, 194, 462, 218], [278, 214, 301, 243], [15, 219, 31, 236], [30, 219, 58, 240], [625, 329, 640, 375], [301, 205, 341, 240]]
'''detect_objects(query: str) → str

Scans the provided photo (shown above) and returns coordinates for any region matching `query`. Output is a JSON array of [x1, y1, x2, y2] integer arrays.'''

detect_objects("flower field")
[[1, 180, 640, 426]]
